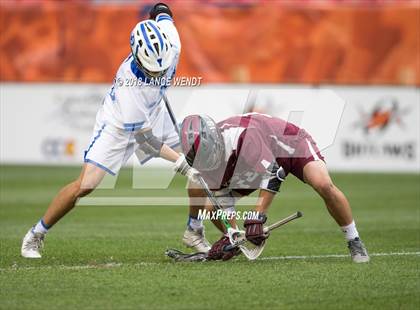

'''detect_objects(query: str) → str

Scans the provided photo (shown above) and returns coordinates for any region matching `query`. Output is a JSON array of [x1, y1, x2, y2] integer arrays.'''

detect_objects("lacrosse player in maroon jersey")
[[180, 113, 369, 263]]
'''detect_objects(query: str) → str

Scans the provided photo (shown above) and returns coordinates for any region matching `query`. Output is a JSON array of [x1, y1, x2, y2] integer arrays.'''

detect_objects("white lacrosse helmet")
[[130, 20, 174, 78]]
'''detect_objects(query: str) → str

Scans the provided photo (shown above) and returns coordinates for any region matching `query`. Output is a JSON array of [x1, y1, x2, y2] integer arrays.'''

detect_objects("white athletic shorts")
[[83, 106, 180, 176]]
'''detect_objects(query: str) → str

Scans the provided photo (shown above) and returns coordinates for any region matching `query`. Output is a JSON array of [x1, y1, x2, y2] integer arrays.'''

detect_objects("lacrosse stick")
[[165, 248, 208, 262], [224, 211, 303, 260], [165, 211, 303, 262]]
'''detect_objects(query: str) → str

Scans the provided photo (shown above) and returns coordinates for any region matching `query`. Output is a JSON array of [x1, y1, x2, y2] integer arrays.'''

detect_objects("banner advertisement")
[[1, 84, 418, 172]]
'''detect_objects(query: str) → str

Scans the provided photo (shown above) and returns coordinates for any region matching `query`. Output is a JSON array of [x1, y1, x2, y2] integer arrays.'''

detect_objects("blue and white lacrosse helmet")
[[130, 20, 174, 78]]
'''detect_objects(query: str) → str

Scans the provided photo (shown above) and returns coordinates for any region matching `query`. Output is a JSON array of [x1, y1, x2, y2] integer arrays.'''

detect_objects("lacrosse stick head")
[[227, 227, 246, 246], [165, 248, 208, 262], [226, 227, 266, 260], [239, 240, 266, 260]]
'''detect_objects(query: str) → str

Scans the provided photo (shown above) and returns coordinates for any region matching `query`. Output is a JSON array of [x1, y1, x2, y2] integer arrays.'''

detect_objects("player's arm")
[[255, 189, 275, 214], [243, 162, 284, 246], [114, 75, 181, 163], [116, 86, 177, 163], [134, 128, 199, 183], [149, 3, 181, 52], [239, 129, 283, 245], [242, 189, 274, 246], [117, 86, 197, 181], [134, 128, 178, 162]]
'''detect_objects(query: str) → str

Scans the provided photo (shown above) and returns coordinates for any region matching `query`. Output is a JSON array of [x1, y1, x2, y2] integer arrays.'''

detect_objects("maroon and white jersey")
[[199, 113, 324, 195]]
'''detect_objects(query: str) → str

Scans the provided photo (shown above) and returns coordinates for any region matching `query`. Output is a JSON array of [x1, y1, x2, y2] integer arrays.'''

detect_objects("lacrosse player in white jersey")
[[21, 3, 211, 258]]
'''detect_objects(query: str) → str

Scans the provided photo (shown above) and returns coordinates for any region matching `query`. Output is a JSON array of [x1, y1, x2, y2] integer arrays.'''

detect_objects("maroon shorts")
[[288, 133, 325, 182], [233, 134, 325, 197]]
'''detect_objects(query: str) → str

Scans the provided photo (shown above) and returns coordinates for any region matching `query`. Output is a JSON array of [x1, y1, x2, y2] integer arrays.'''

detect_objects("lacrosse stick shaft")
[[264, 211, 303, 233], [197, 176, 233, 230], [162, 94, 233, 230], [162, 94, 180, 136]]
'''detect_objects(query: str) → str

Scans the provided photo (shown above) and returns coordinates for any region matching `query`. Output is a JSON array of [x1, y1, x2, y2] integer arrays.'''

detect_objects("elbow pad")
[[135, 129, 163, 157], [260, 162, 284, 193]]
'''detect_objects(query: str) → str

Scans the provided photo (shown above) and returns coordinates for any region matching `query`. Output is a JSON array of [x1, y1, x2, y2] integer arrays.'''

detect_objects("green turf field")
[[0, 165, 419, 309]]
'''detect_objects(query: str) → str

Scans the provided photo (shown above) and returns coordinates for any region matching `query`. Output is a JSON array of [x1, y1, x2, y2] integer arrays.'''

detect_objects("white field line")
[[1, 251, 419, 271], [259, 251, 420, 261], [0, 262, 153, 272]]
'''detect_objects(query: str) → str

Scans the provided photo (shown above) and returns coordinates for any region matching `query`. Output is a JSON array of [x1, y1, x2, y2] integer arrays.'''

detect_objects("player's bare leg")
[[303, 160, 353, 226], [182, 184, 211, 253], [303, 160, 369, 262], [21, 163, 106, 258], [187, 184, 206, 220], [43, 164, 105, 226]]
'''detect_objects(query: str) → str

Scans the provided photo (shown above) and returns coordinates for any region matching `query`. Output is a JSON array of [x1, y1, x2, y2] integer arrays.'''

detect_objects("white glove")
[[174, 154, 201, 185]]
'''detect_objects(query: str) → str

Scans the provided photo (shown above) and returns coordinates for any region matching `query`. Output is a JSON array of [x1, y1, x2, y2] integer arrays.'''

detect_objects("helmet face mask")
[[133, 55, 168, 79], [130, 20, 174, 79], [181, 115, 225, 172]]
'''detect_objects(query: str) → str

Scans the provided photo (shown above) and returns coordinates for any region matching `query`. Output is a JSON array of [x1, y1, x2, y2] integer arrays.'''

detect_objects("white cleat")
[[182, 227, 211, 253], [347, 237, 370, 263], [21, 228, 45, 258]]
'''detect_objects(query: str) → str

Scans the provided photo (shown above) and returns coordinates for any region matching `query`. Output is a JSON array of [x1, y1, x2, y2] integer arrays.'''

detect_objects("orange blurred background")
[[0, 0, 418, 85]]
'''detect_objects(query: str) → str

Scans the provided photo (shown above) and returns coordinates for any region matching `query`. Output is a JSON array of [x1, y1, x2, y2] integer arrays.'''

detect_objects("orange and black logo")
[[353, 97, 409, 135]]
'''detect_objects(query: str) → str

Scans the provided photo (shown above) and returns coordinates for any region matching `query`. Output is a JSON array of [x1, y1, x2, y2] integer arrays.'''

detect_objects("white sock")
[[341, 221, 359, 241], [32, 219, 50, 234], [188, 216, 203, 231]]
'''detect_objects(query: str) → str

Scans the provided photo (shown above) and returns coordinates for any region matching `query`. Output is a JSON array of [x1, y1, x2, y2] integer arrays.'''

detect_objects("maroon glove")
[[244, 214, 268, 246], [207, 236, 240, 261]]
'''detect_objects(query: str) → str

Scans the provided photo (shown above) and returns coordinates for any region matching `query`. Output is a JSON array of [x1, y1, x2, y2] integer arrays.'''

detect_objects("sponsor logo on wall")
[[38, 91, 103, 162], [51, 92, 103, 131], [41, 138, 76, 160], [342, 97, 415, 161]]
